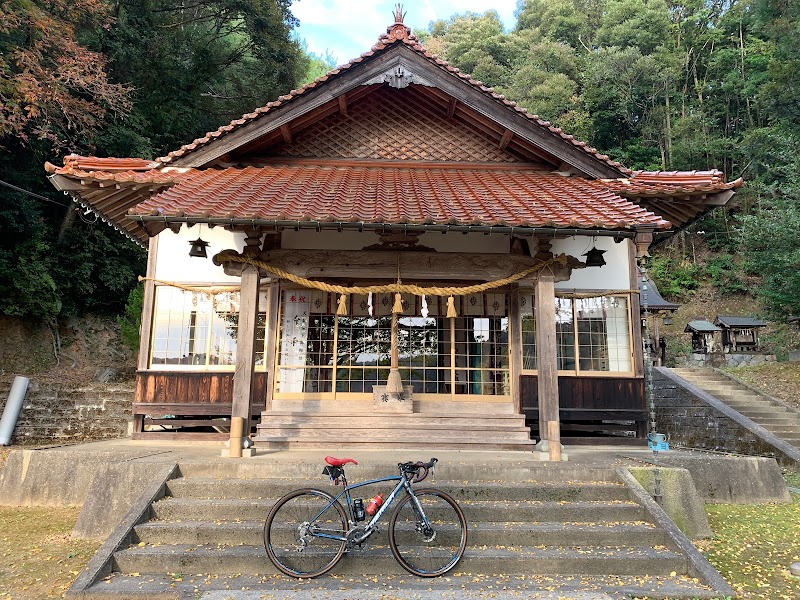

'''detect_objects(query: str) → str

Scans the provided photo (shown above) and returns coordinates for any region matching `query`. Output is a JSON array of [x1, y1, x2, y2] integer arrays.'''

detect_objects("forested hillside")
[[1, 0, 799, 368]]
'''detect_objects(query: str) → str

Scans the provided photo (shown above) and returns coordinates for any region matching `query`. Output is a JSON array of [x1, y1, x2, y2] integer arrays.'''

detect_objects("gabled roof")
[[156, 20, 628, 177], [44, 13, 742, 246], [685, 320, 722, 333], [714, 316, 767, 328]]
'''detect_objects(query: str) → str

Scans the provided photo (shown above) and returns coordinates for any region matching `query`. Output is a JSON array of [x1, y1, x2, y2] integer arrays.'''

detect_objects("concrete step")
[[112, 543, 687, 577], [255, 437, 537, 451], [764, 425, 800, 434], [174, 461, 623, 483], [133, 519, 668, 548], [79, 572, 726, 599], [738, 409, 799, 420], [164, 479, 631, 503], [150, 498, 648, 524]]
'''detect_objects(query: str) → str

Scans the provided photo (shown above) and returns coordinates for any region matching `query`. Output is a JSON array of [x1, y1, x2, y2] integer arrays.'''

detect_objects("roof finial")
[[383, 3, 414, 42]]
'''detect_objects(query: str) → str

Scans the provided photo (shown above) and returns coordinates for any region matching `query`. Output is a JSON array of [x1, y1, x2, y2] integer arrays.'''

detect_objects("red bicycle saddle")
[[325, 456, 358, 467]]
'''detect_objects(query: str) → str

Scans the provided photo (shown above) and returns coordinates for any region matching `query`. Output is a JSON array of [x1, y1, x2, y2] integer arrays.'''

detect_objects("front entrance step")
[[269, 399, 518, 414], [133, 520, 669, 548], [75, 572, 725, 599], [165, 478, 631, 502], [150, 497, 647, 523], [255, 411, 535, 451], [70, 464, 733, 600], [113, 544, 688, 577]]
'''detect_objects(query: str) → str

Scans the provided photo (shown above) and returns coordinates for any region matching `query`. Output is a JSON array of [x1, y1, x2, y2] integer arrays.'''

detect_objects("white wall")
[[552, 236, 631, 290], [155, 226, 245, 283]]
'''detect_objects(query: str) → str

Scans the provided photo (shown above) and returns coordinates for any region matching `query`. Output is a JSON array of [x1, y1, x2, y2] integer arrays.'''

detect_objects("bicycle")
[[263, 456, 467, 578]]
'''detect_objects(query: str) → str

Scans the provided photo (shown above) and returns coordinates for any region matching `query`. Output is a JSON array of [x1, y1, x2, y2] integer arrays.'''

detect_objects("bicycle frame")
[[311, 473, 425, 545]]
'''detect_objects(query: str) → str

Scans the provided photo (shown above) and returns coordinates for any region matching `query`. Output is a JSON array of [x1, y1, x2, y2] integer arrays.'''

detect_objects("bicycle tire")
[[388, 488, 467, 577], [263, 488, 347, 578]]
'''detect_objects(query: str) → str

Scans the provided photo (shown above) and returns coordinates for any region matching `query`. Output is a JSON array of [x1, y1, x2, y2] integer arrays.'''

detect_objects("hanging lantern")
[[582, 246, 606, 267], [188, 237, 210, 258]]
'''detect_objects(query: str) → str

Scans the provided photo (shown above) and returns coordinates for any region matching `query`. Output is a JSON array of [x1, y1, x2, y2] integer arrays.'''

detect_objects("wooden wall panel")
[[520, 375, 644, 412], [134, 371, 266, 414]]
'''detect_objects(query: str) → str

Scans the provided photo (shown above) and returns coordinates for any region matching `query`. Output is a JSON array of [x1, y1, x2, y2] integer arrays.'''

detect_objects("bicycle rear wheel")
[[388, 488, 467, 577], [263, 488, 347, 578]]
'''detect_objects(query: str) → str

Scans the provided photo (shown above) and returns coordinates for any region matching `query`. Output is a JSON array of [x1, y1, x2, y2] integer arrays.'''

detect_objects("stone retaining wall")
[[685, 352, 777, 368], [0, 377, 133, 443], [652, 368, 798, 465]]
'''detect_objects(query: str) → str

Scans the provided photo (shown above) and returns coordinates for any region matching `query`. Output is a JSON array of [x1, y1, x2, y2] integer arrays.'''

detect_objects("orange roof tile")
[[127, 163, 670, 230], [155, 23, 628, 174], [602, 170, 744, 196]]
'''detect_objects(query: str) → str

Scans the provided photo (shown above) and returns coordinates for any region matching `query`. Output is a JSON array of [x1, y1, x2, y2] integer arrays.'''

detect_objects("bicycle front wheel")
[[388, 488, 467, 577], [263, 488, 347, 578]]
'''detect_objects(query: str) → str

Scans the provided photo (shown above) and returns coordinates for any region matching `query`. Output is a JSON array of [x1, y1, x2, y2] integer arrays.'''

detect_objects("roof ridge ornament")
[[393, 3, 406, 24], [384, 3, 415, 42]]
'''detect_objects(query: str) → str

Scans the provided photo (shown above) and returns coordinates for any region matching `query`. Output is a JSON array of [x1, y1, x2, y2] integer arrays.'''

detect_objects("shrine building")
[[45, 11, 742, 453]]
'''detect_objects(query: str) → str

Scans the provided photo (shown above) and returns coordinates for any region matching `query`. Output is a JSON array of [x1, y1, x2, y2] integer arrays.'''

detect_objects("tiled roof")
[[127, 163, 670, 230], [603, 170, 744, 196], [45, 156, 183, 185], [714, 316, 767, 328], [155, 22, 627, 173], [685, 320, 722, 333]]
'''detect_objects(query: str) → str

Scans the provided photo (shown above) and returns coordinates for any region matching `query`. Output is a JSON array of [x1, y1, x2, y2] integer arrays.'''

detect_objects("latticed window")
[[521, 294, 633, 375], [149, 287, 267, 370], [276, 289, 510, 397]]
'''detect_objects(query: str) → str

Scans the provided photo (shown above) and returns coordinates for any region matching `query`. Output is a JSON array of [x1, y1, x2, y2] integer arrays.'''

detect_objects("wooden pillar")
[[534, 272, 560, 455], [628, 239, 644, 377], [508, 285, 523, 414], [231, 264, 260, 426], [137, 235, 159, 372], [134, 235, 159, 435], [262, 281, 280, 412]]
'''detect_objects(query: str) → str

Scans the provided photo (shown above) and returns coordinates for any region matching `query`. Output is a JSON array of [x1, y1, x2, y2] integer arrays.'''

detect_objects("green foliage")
[[99, 0, 307, 156], [705, 255, 747, 295], [758, 322, 800, 361], [646, 257, 702, 301], [661, 334, 692, 367], [118, 283, 144, 352], [738, 173, 800, 316]]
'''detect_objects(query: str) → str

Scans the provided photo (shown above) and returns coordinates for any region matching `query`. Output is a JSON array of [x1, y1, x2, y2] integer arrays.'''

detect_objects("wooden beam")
[[263, 282, 280, 412], [280, 124, 292, 145], [338, 95, 348, 116], [499, 129, 513, 151], [534, 273, 560, 447], [447, 98, 457, 120], [237, 249, 553, 282], [231, 264, 261, 424]]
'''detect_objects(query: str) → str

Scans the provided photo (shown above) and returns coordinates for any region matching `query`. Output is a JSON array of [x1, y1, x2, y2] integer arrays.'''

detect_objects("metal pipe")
[[0, 376, 30, 446]]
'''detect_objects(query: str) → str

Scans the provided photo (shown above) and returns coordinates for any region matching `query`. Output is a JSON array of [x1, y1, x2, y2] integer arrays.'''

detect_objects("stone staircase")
[[672, 368, 800, 448], [68, 460, 731, 598], [254, 399, 536, 451]]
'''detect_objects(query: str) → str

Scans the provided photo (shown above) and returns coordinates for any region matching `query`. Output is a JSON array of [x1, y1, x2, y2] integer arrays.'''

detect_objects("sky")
[[292, 0, 519, 65]]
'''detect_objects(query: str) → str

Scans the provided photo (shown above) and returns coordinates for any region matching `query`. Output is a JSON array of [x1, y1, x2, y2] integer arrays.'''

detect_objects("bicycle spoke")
[[389, 489, 467, 577], [264, 489, 347, 578]]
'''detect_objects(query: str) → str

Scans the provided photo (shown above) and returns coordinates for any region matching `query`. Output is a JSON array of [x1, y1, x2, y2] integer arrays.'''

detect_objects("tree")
[[99, 0, 309, 156], [0, 0, 131, 149]]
